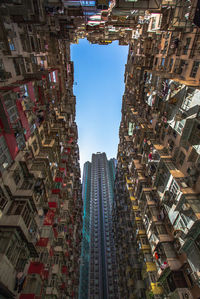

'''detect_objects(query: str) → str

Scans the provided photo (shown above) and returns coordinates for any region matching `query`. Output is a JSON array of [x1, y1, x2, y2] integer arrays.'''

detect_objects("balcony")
[[0, 70, 12, 82], [0, 214, 38, 257], [139, 189, 158, 212], [180, 118, 200, 146], [20, 268, 43, 298], [155, 242, 183, 277], [0, 229, 26, 296]]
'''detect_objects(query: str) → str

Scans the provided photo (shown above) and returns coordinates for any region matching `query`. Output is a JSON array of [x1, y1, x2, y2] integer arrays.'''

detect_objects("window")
[[22, 204, 32, 227], [23, 84, 29, 97], [20, 180, 33, 190], [40, 129, 45, 141], [188, 148, 198, 162], [183, 38, 191, 55], [169, 58, 174, 71], [13, 58, 21, 76], [81, 0, 95, 6], [37, 38, 41, 51], [151, 17, 156, 29], [30, 36, 35, 51], [32, 140, 38, 152], [54, 254, 60, 264], [169, 179, 179, 201], [175, 119, 185, 134], [0, 59, 4, 71], [83, 11, 95, 16], [182, 96, 192, 111], [161, 58, 165, 67], [52, 71, 57, 82], [13, 168, 21, 185], [50, 275, 57, 287], [25, 58, 31, 72], [0, 136, 12, 173], [16, 252, 27, 271], [8, 38, 15, 51], [8, 201, 25, 215], [4, 94, 18, 123], [156, 224, 167, 235], [8, 201, 32, 227], [6, 237, 17, 264], [178, 151, 186, 166], [190, 61, 200, 78], [0, 230, 12, 254], [0, 187, 8, 210], [141, 238, 149, 245]]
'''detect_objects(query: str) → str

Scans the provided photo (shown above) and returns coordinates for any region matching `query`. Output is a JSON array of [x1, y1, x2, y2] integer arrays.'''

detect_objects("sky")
[[71, 38, 128, 172]]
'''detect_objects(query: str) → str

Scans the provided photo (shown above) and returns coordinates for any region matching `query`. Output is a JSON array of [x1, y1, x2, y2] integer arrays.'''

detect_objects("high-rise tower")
[[79, 153, 119, 299]]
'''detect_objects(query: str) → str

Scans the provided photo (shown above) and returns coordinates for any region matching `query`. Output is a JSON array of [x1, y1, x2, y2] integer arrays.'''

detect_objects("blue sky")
[[71, 38, 128, 171]]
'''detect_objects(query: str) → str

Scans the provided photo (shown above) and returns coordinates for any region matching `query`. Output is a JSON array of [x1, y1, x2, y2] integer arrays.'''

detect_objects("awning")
[[19, 295, 35, 299], [54, 177, 63, 182], [36, 238, 49, 247], [62, 266, 68, 274], [48, 202, 57, 208], [28, 262, 44, 277], [52, 189, 60, 194], [146, 262, 157, 272]]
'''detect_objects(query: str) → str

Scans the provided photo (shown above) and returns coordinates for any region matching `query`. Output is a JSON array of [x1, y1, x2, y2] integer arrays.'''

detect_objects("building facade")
[[0, 1, 82, 298], [79, 153, 118, 299], [113, 5, 200, 297]]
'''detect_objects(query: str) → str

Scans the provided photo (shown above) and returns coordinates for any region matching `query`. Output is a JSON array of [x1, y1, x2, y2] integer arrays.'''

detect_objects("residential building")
[[113, 6, 200, 296], [79, 153, 118, 299], [0, 1, 82, 298]]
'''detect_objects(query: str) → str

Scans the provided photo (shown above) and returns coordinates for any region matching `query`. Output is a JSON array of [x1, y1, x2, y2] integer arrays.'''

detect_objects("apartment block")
[[0, 1, 82, 298], [79, 153, 118, 299], [113, 1, 200, 298]]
